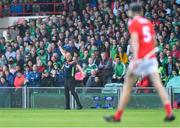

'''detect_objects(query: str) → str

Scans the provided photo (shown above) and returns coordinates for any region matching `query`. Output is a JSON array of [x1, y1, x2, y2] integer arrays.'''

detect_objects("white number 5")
[[142, 26, 152, 43]]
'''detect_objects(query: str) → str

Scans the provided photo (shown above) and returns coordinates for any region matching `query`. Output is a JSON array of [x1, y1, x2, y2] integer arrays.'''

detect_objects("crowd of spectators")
[[0, 0, 180, 89]]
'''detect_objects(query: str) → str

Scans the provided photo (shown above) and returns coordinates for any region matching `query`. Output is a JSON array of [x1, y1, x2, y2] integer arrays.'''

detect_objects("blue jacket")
[[0, 82, 9, 87], [28, 71, 41, 87], [6, 73, 14, 87], [10, 4, 23, 13]]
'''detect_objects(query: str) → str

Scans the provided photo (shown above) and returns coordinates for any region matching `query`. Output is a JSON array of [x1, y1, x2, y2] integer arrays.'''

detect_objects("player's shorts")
[[128, 58, 158, 76]]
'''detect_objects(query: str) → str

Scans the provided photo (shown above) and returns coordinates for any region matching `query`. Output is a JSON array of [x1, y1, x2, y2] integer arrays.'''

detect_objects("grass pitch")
[[0, 109, 179, 128]]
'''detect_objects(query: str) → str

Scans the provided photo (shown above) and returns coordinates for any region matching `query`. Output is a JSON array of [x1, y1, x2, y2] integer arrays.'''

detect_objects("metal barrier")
[[0, 86, 177, 109], [27, 87, 64, 108], [0, 87, 25, 108]]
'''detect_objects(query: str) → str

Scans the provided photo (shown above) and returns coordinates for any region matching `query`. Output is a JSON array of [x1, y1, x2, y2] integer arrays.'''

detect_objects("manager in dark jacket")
[[59, 43, 84, 110]]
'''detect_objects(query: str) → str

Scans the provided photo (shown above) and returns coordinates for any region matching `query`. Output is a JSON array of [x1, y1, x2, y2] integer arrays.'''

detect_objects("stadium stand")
[[0, 0, 179, 90]]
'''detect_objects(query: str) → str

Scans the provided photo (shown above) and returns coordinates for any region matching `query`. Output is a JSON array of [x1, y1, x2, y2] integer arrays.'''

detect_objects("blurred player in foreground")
[[104, 2, 175, 122]]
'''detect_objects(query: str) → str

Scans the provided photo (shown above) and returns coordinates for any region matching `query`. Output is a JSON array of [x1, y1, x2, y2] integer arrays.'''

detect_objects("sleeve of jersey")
[[129, 21, 138, 34]]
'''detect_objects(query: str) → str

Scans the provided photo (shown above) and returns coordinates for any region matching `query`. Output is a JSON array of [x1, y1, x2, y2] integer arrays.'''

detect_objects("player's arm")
[[130, 32, 139, 60]]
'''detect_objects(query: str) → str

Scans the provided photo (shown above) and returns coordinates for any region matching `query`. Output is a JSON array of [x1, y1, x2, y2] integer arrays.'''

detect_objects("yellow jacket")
[[115, 53, 128, 64]]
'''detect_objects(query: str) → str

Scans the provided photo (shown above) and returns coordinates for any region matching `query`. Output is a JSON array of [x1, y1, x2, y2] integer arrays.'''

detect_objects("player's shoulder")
[[134, 16, 151, 25], [128, 18, 138, 27]]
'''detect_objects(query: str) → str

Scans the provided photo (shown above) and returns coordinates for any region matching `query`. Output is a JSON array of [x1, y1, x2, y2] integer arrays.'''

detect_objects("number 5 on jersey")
[[142, 26, 152, 43]]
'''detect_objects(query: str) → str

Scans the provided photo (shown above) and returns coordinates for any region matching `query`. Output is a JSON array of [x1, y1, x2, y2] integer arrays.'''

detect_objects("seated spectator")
[[5, 45, 16, 60], [14, 71, 25, 88], [24, 65, 31, 80], [0, 37, 6, 52], [175, 60, 180, 75], [0, 76, 8, 87], [114, 46, 128, 64], [165, 56, 176, 76], [37, 48, 48, 66], [157, 52, 166, 66], [23, 31, 32, 43], [4, 69, 14, 87], [98, 52, 113, 86], [0, 55, 8, 67], [110, 39, 118, 60], [84, 57, 98, 80], [36, 60, 45, 73], [40, 69, 54, 87], [112, 56, 126, 83], [27, 64, 41, 87], [158, 65, 167, 84], [86, 70, 101, 87], [46, 60, 53, 72], [166, 69, 178, 84]]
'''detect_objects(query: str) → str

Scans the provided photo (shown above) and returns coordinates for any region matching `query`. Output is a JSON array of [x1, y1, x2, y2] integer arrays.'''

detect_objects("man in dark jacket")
[[4, 70, 14, 87], [59, 44, 84, 110], [41, 69, 54, 87]]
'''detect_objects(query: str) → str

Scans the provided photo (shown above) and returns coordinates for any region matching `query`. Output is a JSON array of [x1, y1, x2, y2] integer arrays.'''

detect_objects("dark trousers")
[[64, 78, 82, 109]]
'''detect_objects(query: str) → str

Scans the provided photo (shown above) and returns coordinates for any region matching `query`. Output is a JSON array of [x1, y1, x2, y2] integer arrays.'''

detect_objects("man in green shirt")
[[37, 48, 48, 66], [112, 57, 126, 83], [84, 57, 98, 76]]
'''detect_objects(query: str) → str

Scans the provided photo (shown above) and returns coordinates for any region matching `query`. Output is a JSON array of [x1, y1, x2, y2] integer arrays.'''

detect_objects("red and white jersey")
[[128, 16, 156, 59]]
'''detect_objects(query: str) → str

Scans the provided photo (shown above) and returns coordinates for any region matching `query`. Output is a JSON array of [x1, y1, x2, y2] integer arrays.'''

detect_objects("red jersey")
[[128, 16, 156, 59]]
